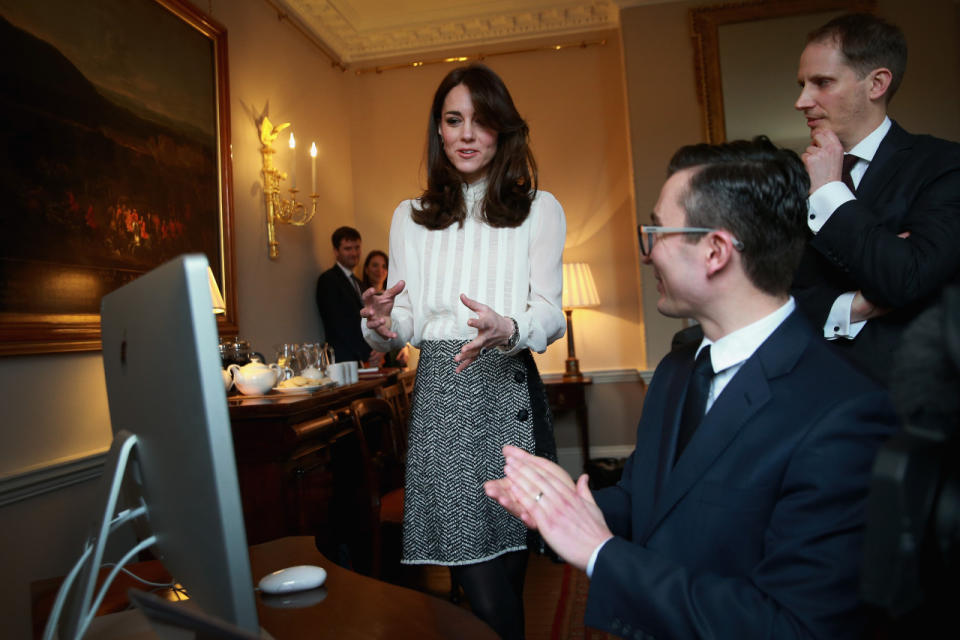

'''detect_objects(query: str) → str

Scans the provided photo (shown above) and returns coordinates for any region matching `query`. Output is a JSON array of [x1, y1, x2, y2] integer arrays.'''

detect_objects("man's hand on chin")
[[802, 129, 845, 192]]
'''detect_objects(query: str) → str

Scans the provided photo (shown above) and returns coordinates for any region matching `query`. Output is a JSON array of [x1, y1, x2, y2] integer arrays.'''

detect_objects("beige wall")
[[226, 0, 356, 351]]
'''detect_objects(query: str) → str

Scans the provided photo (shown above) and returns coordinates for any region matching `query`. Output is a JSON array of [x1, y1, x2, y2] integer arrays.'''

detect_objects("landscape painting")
[[0, 0, 235, 354]]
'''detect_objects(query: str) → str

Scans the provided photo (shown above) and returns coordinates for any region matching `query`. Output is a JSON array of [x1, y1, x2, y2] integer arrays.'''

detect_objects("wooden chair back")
[[379, 382, 409, 429], [349, 397, 406, 496], [399, 369, 416, 402]]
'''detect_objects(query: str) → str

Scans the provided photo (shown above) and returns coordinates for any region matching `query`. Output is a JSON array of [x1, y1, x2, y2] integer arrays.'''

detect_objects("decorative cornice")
[[281, 0, 621, 64]]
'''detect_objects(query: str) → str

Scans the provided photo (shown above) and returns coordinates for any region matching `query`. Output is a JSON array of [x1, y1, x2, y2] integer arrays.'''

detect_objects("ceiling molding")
[[277, 0, 622, 65]]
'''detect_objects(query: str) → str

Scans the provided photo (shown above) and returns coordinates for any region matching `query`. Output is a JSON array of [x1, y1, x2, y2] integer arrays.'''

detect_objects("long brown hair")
[[414, 64, 538, 230]]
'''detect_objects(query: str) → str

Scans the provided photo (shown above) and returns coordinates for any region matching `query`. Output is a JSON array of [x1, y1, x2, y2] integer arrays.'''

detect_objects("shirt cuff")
[[807, 182, 855, 233], [586, 537, 613, 578], [824, 291, 868, 340], [361, 316, 401, 351]]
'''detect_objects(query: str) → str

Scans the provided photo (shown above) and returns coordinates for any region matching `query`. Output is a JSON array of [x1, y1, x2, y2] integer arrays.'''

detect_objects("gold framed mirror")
[[690, 0, 876, 145]]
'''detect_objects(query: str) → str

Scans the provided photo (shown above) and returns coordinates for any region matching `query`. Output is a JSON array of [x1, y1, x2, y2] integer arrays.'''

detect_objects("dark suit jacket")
[[316, 264, 371, 364], [584, 311, 897, 640], [792, 121, 960, 385]]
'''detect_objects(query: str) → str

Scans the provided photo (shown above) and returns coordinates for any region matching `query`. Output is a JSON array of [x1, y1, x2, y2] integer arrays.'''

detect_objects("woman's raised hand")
[[361, 280, 405, 339], [454, 294, 515, 373]]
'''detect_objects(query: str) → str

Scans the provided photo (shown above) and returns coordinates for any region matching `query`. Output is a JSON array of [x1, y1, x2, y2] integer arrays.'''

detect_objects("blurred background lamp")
[[208, 266, 226, 315], [561, 262, 600, 381]]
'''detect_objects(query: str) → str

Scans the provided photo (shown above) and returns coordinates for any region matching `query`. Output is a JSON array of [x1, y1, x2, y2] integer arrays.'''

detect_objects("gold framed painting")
[[0, 0, 237, 355]]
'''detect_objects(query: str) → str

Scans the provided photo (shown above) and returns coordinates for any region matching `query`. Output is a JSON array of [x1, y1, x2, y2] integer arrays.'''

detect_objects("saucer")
[[273, 379, 336, 394], [274, 384, 322, 394]]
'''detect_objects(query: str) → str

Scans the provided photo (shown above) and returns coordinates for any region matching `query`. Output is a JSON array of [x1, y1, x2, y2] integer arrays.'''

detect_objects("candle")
[[310, 142, 318, 195], [288, 132, 296, 190]]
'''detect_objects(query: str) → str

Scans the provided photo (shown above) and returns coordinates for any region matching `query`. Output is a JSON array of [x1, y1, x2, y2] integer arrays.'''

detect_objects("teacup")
[[328, 361, 358, 386], [328, 362, 347, 386], [342, 360, 359, 384]]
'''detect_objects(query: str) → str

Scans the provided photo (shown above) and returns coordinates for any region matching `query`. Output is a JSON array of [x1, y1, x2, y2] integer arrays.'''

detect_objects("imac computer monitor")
[[96, 254, 258, 632]]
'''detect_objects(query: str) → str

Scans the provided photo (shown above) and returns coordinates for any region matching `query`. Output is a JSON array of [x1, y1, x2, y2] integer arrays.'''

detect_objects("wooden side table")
[[544, 377, 593, 471]]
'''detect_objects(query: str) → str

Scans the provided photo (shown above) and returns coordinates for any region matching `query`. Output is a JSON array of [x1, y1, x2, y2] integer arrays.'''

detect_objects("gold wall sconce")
[[259, 116, 319, 259]]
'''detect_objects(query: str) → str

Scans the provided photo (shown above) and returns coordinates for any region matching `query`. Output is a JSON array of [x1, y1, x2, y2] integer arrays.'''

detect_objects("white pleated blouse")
[[362, 180, 566, 355]]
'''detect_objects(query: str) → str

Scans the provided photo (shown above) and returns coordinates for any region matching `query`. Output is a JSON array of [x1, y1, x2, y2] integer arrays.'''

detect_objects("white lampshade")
[[208, 266, 226, 315], [562, 262, 600, 310]]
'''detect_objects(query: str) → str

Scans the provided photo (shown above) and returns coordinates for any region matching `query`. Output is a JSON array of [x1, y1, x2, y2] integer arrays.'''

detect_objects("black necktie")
[[675, 346, 713, 464], [351, 274, 362, 296], [841, 154, 859, 193]]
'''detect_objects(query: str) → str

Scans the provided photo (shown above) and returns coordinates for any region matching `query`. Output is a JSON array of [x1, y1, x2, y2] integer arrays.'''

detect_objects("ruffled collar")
[[462, 177, 488, 206]]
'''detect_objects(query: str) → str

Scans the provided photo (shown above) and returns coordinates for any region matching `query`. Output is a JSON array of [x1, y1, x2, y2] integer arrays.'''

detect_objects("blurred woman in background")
[[362, 250, 389, 293]]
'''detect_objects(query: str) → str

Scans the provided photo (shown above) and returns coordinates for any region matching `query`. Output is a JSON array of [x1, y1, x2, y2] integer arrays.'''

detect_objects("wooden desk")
[[254, 536, 495, 639], [33, 536, 496, 640], [544, 377, 593, 471]]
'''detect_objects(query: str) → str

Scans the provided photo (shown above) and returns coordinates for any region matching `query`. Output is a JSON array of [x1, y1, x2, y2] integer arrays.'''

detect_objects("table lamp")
[[562, 262, 600, 381], [207, 266, 226, 315]]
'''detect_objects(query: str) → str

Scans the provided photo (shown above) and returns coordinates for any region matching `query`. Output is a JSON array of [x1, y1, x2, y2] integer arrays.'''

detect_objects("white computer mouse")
[[258, 565, 327, 594]]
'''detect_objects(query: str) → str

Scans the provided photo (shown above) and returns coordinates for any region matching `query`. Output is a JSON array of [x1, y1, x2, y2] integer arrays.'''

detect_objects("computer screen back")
[[99, 254, 258, 632]]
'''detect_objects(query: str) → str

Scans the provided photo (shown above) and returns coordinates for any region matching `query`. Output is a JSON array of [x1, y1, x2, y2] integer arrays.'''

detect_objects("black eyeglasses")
[[637, 225, 744, 256]]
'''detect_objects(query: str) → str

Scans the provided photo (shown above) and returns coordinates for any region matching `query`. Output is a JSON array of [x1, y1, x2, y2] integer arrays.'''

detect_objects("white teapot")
[[221, 369, 234, 392], [227, 361, 287, 395]]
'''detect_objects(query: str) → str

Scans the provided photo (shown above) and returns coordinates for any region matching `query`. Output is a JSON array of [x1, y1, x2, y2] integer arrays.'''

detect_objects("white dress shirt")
[[362, 180, 567, 355], [806, 117, 891, 340], [586, 298, 797, 577]]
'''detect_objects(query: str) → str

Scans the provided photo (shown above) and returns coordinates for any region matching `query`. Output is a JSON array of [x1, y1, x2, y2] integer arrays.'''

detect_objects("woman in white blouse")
[[361, 63, 565, 639]]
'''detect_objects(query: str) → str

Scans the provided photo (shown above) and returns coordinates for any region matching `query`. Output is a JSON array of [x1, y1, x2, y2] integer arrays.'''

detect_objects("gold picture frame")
[[0, 0, 237, 354], [690, 0, 876, 144]]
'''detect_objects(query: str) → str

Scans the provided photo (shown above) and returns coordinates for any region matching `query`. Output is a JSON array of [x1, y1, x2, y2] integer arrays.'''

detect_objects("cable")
[[102, 563, 177, 589], [76, 535, 158, 639], [41, 543, 93, 640], [75, 433, 139, 625], [41, 443, 147, 640]]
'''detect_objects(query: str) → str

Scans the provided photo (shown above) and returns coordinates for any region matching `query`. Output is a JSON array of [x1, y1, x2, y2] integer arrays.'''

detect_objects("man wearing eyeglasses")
[[792, 13, 960, 386], [486, 137, 896, 639]]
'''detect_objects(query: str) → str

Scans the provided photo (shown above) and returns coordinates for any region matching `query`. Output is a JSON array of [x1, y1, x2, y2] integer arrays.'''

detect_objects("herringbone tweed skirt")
[[401, 340, 554, 566]]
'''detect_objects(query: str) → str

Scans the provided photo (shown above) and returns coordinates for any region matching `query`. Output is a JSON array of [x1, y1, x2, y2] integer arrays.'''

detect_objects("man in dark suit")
[[485, 138, 897, 639], [792, 13, 960, 386], [316, 226, 383, 365]]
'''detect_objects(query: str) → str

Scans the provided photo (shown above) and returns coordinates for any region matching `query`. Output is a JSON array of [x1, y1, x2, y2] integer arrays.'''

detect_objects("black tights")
[[450, 551, 529, 640]]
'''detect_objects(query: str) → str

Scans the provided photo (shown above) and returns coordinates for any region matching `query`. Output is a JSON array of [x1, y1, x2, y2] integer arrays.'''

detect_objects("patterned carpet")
[[536, 559, 617, 640], [404, 553, 617, 639]]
